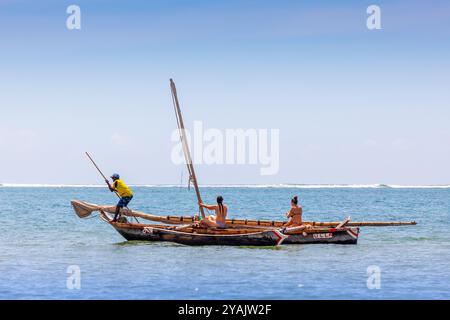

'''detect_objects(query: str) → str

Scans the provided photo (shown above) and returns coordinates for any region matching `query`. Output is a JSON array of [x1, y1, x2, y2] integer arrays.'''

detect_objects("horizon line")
[[1, 183, 450, 189]]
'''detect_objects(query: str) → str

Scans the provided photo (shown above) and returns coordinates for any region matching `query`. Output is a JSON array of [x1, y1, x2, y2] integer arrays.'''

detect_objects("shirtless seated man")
[[198, 196, 227, 229]]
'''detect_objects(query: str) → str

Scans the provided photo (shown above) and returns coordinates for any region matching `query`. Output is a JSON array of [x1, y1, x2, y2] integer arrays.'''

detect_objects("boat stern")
[[346, 227, 360, 243]]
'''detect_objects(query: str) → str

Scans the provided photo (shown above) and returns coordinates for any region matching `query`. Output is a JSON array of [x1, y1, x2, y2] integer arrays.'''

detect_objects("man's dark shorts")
[[117, 196, 133, 208]]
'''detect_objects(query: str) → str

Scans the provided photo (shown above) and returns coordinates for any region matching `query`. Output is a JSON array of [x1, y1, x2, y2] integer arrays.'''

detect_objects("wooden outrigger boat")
[[73, 79, 416, 246], [74, 200, 364, 245], [72, 199, 414, 246]]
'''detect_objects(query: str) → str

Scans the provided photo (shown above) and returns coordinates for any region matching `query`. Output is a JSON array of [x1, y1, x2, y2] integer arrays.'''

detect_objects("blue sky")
[[1, 0, 449, 185]]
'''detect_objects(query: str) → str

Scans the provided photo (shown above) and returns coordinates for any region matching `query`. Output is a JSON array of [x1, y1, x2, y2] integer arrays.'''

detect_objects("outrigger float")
[[72, 80, 416, 246]]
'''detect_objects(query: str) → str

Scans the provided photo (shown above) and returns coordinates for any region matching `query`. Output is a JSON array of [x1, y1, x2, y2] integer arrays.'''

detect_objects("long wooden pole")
[[85, 152, 108, 181], [85, 152, 120, 199], [170, 79, 205, 219]]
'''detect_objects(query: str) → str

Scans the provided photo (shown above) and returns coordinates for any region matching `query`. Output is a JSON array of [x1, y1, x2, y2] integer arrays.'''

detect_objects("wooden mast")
[[170, 79, 205, 219]]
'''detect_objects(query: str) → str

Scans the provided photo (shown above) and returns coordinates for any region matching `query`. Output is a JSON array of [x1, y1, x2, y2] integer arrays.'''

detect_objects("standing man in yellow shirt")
[[105, 173, 133, 222]]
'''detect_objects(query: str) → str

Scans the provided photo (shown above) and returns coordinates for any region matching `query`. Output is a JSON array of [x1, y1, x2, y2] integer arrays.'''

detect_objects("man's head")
[[110, 173, 120, 181]]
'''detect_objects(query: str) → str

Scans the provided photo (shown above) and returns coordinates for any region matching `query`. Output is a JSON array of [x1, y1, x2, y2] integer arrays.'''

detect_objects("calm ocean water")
[[0, 186, 449, 299]]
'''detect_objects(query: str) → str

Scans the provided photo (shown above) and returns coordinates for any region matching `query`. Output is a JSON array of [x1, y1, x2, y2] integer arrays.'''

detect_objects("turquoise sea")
[[0, 185, 449, 299]]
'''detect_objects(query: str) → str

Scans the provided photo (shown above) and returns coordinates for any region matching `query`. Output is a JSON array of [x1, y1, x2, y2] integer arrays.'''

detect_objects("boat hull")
[[98, 208, 358, 246], [112, 223, 284, 246], [110, 221, 358, 245], [282, 228, 359, 245]]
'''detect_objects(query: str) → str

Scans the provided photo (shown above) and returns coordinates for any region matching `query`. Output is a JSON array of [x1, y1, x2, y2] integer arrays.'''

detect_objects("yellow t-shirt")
[[113, 179, 133, 197]]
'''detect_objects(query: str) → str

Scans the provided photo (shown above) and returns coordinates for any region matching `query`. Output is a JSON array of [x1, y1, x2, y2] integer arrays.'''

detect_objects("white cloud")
[[363, 139, 377, 147], [110, 133, 128, 146], [391, 138, 411, 149]]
